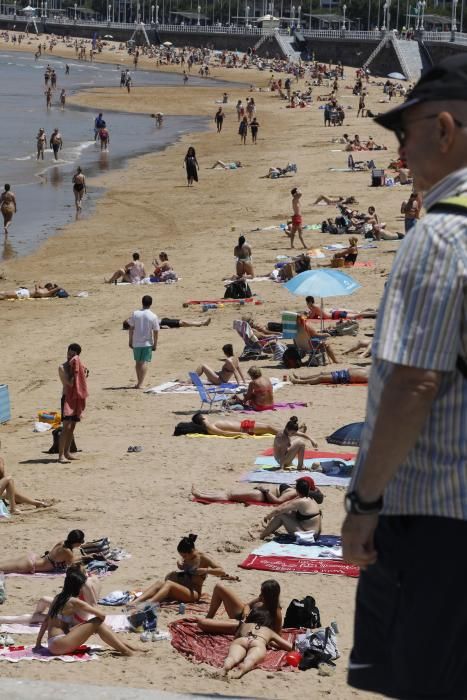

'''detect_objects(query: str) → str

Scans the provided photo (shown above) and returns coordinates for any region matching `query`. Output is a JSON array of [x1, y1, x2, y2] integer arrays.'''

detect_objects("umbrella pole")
[[321, 297, 324, 332]]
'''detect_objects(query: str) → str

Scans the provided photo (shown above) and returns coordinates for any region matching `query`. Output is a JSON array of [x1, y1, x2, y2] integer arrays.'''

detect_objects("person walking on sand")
[[49, 128, 63, 161], [0, 184, 17, 236], [288, 187, 307, 249], [128, 295, 160, 389], [250, 117, 260, 144], [59, 89, 66, 111], [342, 54, 467, 700], [184, 146, 199, 186], [239, 116, 248, 145], [58, 343, 88, 464], [215, 107, 225, 133], [36, 128, 47, 160], [72, 167, 86, 213]]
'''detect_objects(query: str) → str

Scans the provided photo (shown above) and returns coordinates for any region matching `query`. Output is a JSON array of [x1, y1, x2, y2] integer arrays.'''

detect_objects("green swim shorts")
[[133, 346, 153, 363]]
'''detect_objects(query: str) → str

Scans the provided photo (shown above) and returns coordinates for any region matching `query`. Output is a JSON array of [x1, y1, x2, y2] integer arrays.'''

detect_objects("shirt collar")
[[424, 166, 467, 210]]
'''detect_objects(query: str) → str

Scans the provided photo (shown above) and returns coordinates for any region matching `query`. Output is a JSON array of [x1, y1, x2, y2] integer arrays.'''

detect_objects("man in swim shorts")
[[127, 295, 160, 389], [289, 188, 307, 249], [240, 419, 256, 434], [49, 129, 63, 161]]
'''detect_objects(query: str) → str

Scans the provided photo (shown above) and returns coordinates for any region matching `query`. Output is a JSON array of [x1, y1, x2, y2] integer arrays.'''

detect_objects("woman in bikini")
[[191, 474, 323, 507], [219, 609, 293, 679], [259, 477, 323, 539], [274, 416, 318, 470], [194, 343, 245, 386], [0, 442, 51, 514], [197, 579, 282, 634], [233, 236, 254, 278], [0, 529, 85, 574], [72, 166, 86, 212], [132, 534, 228, 606], [0, 184, 17, 236], [34, 565, 141, 656]]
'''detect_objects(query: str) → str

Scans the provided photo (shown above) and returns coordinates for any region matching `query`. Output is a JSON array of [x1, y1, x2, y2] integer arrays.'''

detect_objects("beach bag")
[[81, 537, 110, 557], [267, 322, 283, 334], [173, 421, 207, 436], [282, 346, 302, 369], [297, 626, 340, 670], [47, 428, 78, 454], [128, 602, 159, 632], [284, 596, 321, 629], [224, 279, 252, 299]]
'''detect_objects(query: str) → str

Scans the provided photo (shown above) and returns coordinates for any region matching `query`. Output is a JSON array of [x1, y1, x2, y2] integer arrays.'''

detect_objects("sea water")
[[0, 51, 224, 259]]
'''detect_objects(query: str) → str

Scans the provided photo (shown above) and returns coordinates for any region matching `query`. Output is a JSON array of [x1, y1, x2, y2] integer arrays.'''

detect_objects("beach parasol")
[[387, 72, 406, 80], [163, 41, 173, 47], [104, 34, 114, 39], [284, 269, 361, 330], [326, 421, 364, 447]]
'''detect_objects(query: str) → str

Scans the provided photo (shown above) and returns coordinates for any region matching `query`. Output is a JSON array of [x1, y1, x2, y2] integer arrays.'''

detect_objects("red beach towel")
[[63, 355, 88, 418]]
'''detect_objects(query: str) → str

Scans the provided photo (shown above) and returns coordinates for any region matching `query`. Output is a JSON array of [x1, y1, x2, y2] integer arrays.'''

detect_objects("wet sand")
[[0, 34, 405, 698]]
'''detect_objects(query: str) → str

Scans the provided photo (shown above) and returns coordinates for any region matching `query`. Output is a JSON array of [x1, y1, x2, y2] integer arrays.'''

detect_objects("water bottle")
[[178, 602, 186, 615], [0, 573, 6, 605]]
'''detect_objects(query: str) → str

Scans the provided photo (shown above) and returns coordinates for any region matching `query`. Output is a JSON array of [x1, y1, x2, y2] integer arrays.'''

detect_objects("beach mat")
[[169, 619, 298, 671], [145, 378, 286, 395], [239, 538, 359, 577], [241, 468, 351, 487], [187, 433, 274, 440], [0, 645, 98, 663], [239, 401, 307, 413], [192, 497, 271, 507]]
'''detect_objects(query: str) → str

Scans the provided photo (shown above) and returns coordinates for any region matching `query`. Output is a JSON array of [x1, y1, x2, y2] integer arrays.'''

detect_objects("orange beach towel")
[[63, 356, 88, 419]]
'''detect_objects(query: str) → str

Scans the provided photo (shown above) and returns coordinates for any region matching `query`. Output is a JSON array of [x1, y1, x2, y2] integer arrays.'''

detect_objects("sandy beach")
[[0, 35, 406, 697]]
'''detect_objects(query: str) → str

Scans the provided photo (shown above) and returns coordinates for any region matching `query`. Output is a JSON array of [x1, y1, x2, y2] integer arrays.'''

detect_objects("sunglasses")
[[394, 113, 465, 147]]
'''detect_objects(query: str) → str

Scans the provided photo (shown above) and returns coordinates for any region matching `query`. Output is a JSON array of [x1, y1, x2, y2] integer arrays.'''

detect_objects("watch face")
[[344, 493, 354, 514]]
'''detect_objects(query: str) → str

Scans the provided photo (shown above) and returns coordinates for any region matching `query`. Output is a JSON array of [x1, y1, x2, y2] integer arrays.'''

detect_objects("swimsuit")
[[240, 419, 256, 434], [73, 182, 84, 192], [295, 510, 320, 522], [292, 214, 303, 226], [44, 552, 68, 572], [331, 368, 351, 384], [331, 310, 348, 320], [16, 288, 30, 299]]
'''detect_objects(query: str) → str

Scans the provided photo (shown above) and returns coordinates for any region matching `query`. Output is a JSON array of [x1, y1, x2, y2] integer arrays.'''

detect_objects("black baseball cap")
[[374, 54, 467, 131]]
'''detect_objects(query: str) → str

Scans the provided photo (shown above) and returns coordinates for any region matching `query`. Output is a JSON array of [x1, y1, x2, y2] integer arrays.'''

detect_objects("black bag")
[[47, 428, 78, 454], [267, 322, 283, 334], [298, 646, 335, 671], [173, 421, 207, 436], [284, 596, 321, 629], [282, 346, 302, 369], [224, 279, 252, 299]]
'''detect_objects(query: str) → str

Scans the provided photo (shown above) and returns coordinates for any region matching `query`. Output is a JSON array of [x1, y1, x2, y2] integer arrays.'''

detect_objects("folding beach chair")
[[304, 336, 327, 367], [282, 312, 327, 367], [188, 372, 232, 413], [233, 320, 282, 361]]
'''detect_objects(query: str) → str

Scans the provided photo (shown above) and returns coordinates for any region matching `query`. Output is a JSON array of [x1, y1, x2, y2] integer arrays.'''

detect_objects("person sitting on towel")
[[228, 367, 274, 411], [191, 412, 279, 437], [105, 252, 146, 284], [273, 416, 318, 470], [289, 367, 369, 385], [259, 478, 322, 539]]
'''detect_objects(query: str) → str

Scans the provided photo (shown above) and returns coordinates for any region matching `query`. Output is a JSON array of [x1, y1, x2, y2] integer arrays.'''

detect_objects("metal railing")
[[300, 28, 382, 39], [422, 29, 467, 43]]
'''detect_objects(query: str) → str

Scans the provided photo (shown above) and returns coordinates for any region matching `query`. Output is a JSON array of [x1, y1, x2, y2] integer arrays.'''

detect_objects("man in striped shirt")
[[342, 54, 467, 699]]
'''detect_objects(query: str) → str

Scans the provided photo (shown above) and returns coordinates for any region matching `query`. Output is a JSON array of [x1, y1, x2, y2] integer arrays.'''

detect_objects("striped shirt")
[[351, 167, 467, 519]]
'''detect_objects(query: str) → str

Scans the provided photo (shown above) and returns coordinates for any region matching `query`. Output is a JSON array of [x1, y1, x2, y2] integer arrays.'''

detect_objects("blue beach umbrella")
[[284, 269, 361, 330], [326, 421, 364, 447]]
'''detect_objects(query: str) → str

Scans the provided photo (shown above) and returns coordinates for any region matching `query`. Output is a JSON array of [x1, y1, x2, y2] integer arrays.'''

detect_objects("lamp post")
[[246, 3, 249, 25], [415, 0, 420, 29], [155, 2, 159, 24], [13, 0, 16, 18], [107, 2, 111, 21], [297, 4, 301, 28], [420, 0, 425, 29], [197, 2, 200, 23], [151, 3, 154, 22], [73, 2, 77, 21], [291, 3, 295, 24], [386, 0, 390, 30], [451, 0, 458, 37], [382, 1, 387, 29], [342, 2, 347, 29]]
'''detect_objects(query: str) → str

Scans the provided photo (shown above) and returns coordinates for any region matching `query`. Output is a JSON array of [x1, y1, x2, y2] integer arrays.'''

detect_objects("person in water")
[[0, 184, 17, 236], [72, 167, 86, 213]]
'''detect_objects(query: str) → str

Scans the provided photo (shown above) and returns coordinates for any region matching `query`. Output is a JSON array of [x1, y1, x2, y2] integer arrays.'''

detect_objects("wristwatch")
[[345, 490, 383, 515]]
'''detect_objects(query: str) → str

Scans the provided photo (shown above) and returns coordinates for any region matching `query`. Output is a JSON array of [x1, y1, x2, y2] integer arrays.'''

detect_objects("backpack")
[[282, 346, 302, 369], [47, 428, 78, 454], [224, 279, 252, 299], [283, 596, 321, 629]]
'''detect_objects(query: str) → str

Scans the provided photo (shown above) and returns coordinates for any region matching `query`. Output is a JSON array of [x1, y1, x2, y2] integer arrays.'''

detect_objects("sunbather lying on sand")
[[0, 282, 62, 300], [191, 412, 278, 437], [343, 339, 372, 358], [124, 317, 211, 330], [192, 475, 323, 507], [218, 609, 293, 678], [0, 443, 52, 514], [290, 367, 369, 384], [312, 195, 358, 206], [305, 295, 377, 320], [0, 528, 85, 574], [210, 160, 243, 170]]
